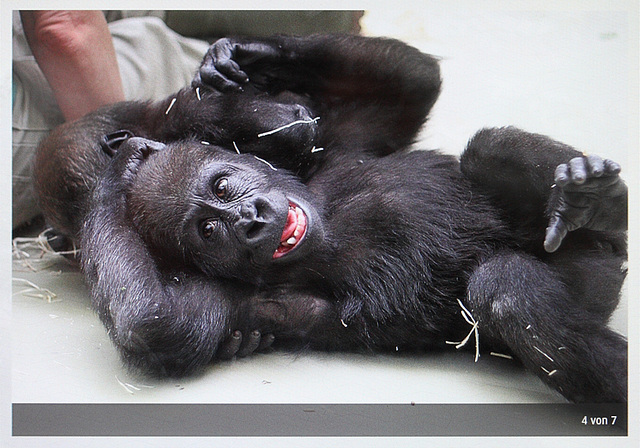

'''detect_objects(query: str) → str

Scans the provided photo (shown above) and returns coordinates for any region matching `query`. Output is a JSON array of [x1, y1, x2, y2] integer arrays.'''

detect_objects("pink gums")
[[273, 202, 307, 259]]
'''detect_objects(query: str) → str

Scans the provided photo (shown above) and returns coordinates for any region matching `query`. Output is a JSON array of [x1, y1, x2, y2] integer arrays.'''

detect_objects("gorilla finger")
[[554, 163, 570, 187], [142, 139, 166, 156], [211, 38, 235, 62], [210, 41, 249, 82], [215, 59, 249, 84], [257, 333, 275, 351], [192, 71, 202, 87], [603, 158, 622, 176], [126, 137, 165, 159], [568, 157, 587, 185], [585, 154, 604, 177], [544, 216, 568, 253], [100, 130, 134, 156], [199, 68, 243, 92], [236, 330, 262, 357], [218, 330, 242, 360]]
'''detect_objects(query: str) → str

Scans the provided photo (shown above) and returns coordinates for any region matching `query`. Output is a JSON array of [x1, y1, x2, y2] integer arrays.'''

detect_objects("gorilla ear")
[[100, 130, 135, 157]]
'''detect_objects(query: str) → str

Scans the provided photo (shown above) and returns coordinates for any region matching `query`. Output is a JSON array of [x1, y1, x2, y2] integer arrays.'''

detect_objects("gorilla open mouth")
[[273, 202, 307, 259]]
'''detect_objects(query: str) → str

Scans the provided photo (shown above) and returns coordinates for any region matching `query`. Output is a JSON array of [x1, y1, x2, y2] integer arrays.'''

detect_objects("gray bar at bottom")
[[12, 403, 627, 437]]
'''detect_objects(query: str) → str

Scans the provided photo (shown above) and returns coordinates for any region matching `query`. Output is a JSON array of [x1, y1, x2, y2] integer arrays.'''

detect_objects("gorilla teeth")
[[273, 202, 308, 259]]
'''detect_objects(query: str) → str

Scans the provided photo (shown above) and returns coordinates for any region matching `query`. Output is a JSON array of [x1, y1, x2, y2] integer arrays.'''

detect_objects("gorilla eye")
[[214, 178, 229, 200], [201, 220, 217, 239]]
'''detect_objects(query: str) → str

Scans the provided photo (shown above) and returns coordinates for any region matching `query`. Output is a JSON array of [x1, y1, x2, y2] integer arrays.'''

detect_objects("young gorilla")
[[34, 35, 627, 403]]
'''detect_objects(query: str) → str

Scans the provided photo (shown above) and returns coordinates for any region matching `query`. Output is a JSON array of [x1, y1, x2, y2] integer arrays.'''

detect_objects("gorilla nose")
[[236, 196, 281, 250]]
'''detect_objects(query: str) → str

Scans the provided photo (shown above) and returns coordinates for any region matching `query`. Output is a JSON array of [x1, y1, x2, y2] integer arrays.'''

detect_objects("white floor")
[[9, 0, 635, 436], [12, 252, 566, 403]]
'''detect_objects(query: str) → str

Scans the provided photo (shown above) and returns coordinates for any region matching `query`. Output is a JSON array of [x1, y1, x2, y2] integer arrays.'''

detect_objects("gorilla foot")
[[217, 330, 275, 360], [544, 154, 627, 252]]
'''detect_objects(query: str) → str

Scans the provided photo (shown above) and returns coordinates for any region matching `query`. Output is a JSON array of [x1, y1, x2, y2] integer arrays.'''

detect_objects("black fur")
[[33, 34, 627, 402]]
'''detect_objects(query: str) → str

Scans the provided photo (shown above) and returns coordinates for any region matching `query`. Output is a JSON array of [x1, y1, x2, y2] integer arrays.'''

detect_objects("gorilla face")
[[127, 141, 324, 283]]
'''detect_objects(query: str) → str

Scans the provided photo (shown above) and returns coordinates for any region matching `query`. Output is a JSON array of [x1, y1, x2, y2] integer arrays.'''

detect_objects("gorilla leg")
[[460, 127, 581, 211], [545, 245, 626, 322], [465, 252, 626, 403], [460, 127, 627, 253]]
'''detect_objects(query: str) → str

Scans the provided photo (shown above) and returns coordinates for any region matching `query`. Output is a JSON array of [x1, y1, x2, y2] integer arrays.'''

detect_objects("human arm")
[[20, 10, 125, 121]]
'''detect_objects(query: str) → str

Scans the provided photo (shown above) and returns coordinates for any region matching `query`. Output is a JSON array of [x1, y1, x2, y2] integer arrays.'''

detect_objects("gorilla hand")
[[544, 154, 627, 252], [194, 37, 282, 92], [100, 130, 134, 157], [105, 137, 166, 189]]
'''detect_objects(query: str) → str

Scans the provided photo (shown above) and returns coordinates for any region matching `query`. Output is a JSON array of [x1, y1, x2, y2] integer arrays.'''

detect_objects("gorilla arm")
[[36, 34, 442, 239], [194, 34, 442, 156], [34, 85, 316, 237], [79, 137, 266, 376]]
